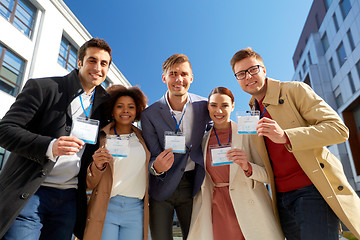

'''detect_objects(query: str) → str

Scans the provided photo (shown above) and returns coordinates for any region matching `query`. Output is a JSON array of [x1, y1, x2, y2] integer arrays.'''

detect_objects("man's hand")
[[92, 147, 113, 170], [227, 148, 249, 171], [153, 148, 174, 173], [256, 117, 287, 144], [52, 136, 84, 157]]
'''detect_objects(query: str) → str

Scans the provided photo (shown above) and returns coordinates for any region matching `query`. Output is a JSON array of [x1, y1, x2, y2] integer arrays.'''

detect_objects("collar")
[[249, 77, 281, 109], [164, 91, 191, 113]]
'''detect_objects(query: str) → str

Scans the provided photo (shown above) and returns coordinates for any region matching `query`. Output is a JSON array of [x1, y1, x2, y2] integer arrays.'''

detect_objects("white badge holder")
[[237, 110, 260, 134], [209, 144, 232, 166], [106, 135, 130, 157], [71, 117, 100, 144], [164, 131, 186, 154]]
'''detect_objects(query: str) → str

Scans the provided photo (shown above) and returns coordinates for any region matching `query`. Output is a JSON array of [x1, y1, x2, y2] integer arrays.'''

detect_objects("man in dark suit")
[[141, 54, 211, 240], [0, 38, 112, 240]]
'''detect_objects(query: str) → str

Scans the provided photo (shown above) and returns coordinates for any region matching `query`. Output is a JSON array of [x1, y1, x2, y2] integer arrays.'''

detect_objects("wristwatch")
[[150, 163, 164, 176]]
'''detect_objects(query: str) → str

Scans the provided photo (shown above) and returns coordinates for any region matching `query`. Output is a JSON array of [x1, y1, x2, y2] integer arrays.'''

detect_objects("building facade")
[[0, 0, 131, 170], [292, 0, 360, 192]]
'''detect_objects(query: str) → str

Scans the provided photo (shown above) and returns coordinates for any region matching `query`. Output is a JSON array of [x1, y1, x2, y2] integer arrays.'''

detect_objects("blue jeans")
[[3, 186, 77, 240], [277, 184, 339, 240], [101, 195, 144, 240]]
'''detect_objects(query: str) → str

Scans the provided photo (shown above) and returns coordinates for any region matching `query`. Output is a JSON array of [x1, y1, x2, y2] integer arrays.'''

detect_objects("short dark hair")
[[78, 38, 112, 66], [162, 54, 192, 74], [230, 47, 264, 72], [208, 87, 235, 103], [104, 85, 147, 121]]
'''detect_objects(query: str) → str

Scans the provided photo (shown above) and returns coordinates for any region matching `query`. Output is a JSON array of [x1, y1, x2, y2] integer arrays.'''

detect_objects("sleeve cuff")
[[46, 139, 57, 162]]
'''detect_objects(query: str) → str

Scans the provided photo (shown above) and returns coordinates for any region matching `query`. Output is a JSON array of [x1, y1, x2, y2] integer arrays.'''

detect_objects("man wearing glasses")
[[230, 47, 360, 239]]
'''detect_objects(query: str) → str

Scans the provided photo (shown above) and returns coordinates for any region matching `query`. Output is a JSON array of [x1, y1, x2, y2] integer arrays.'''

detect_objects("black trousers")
[[149, 170, 195, 240]]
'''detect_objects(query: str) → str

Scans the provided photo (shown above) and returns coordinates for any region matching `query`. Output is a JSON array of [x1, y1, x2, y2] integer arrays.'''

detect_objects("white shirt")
[[111, 133, 146, 199], [165, 92, 195, 171], [43, 91, 93, 189]]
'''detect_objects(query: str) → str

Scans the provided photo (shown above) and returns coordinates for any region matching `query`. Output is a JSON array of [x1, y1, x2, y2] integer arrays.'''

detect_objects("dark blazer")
[[0, 70, 110, 239], [140, 93, 211, 201]]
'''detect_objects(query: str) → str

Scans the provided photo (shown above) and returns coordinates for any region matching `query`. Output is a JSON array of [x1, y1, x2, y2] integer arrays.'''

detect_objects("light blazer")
[[141, 93, 211, 201], [188, 121, 284, 240], [83, 122, 150, 240], [0, 70, 110, 238], [250, 78, 360, 238]]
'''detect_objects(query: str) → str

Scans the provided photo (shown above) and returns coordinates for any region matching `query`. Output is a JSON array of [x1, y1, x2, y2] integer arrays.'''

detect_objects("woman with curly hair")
[[83, 85, 149, 240]]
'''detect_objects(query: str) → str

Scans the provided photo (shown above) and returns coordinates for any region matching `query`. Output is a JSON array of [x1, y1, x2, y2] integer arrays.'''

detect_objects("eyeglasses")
[[234, 65, 263, 80]]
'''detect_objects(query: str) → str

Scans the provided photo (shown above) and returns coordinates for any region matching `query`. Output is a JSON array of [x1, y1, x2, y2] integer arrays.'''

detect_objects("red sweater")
[[258, 99, 312, 192]]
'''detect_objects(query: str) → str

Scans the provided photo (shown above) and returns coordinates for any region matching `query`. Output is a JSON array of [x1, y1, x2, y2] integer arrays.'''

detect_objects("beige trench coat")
[[250, 78, 360, 238], [187, 121, 284, 240], [82, 122, 150, 240]]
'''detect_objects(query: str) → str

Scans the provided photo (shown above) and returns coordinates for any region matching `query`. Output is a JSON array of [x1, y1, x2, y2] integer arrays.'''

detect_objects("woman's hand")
[[226, 148, 249, 171], [92, 147, 113, 170]]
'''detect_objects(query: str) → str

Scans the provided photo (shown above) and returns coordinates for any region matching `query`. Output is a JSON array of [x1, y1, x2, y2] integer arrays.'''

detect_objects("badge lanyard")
[[171, 101, 188, 133], [213, 127, 231, 147], [79, 90, 95, 119], [113, 127, 131, 139], [255, 99, 267, 118]]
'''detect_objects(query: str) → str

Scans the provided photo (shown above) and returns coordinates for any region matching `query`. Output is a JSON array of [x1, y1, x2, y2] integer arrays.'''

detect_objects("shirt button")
[[320, 163, 325, 168], [338, 186, 344, 191], [65, 126, 71, 132]]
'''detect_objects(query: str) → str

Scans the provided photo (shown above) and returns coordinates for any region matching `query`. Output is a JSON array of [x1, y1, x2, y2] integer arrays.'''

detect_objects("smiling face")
[[112, 96, 137, 127], [208, 93, 234, 129], [233, 57, 267, 101], [162, 61, 193, 99], [77, 47, 111, 93]]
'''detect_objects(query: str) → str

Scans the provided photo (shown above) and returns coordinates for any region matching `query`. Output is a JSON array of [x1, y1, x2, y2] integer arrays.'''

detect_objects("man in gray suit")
[[141, 54, 211, 240]]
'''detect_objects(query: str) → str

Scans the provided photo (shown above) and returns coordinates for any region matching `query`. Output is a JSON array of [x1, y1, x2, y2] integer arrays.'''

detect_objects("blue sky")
[[63, 0, 312, 120]]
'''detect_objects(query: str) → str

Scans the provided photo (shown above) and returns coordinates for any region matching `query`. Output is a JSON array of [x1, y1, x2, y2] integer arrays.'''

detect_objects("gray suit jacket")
[[141, 93, 211, 201]]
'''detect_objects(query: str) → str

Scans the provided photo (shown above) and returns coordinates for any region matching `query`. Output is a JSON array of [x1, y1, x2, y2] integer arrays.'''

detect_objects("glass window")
[[336, 42, 347, 67], [0, 0, 37, 38], [0, 147, 6, 170], [315, 13, 321, 30], [334, 86, 343, 108], [340, 0, 351, 20], [353, 105, 360, 133], [58, 36, 77, 72], [101, 77, 112, 90], [323, 0, 332, 10], [321, 33, 330, 53], [356, 60, 360, 80], [347, 29, 355, 51], [0, 44, 25, 96], [302, 61, 307, 73], [348, 72, 356, 94], [333, 13, 339, 32], [307, 52, 312, 65], [329, 58, 336, 77]]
